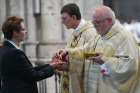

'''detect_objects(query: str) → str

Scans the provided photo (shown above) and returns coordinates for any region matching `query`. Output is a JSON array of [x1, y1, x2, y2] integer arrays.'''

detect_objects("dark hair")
[[2, 16, 23, 40], [61, 3, 81, 20]]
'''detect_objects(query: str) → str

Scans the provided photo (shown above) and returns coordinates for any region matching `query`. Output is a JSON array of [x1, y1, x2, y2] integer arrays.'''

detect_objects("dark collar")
[[3, 40, 16, 49]]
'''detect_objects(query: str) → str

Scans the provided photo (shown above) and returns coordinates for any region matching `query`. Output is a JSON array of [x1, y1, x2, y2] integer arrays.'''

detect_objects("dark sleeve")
[[0, 76, 1, 91], [5, 49, 54, 82]]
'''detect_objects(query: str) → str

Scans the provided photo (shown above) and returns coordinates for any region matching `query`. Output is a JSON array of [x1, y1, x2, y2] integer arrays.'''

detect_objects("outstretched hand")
[[50, 58, 65, 69], [55, 49, 69, 62], [51, 49, 69, 70]]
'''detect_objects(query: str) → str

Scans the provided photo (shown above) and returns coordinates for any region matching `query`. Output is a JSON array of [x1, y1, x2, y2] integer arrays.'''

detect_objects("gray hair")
[[94, 5, 116, 24]]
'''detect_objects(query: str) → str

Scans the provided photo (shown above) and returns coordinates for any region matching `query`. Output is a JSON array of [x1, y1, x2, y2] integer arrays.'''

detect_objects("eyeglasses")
[[92, 18, 108, 26], [61, 16, 67, 21]]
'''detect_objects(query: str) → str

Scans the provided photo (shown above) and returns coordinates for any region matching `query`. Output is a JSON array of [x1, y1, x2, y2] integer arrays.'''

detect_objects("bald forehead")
[[93, 6, 112, 20]]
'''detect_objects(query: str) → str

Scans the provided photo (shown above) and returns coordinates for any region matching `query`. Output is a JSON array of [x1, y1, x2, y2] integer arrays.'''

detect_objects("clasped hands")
[[50, 49, 69, 70]]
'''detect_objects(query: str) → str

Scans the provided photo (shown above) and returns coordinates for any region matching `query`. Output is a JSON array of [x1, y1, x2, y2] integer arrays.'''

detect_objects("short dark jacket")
[[0, 41, 54, 93]]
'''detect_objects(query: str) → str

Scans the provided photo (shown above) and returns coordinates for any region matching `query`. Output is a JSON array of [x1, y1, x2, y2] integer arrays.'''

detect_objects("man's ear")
[[72, 15, 77, 20], [107, 17, 112, 23]]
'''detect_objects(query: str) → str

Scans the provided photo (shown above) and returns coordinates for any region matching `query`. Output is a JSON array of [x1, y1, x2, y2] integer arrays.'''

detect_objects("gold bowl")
[[84, 52, 99, 58]]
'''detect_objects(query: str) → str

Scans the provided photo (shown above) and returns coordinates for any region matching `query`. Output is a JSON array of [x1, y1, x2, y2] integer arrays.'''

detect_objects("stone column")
[[83, 0, 103, 20], [7, 0, 25, 17], [0, 0, 6, 40], [0, 0, 6, 25], [40, 1, 64, 93], [41, 0, 63, 42], [23, 0, 38, 59], [25, 0, 37, 42]]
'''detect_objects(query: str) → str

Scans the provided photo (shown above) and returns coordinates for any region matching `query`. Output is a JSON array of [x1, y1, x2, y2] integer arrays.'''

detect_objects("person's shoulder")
[[5, 49, 25, 60], [12, 49, 24, 55], [5, 47, 24, 57], [83, 20, 96, 31], [82, 22, 97, 36]]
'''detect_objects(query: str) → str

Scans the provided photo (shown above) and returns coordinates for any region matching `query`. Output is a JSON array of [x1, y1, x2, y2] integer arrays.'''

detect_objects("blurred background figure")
[[123, 21, 140, 44]]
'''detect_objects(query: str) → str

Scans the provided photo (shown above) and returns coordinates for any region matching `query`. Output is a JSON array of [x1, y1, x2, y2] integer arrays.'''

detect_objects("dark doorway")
[[103, 0, 140, 23]]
